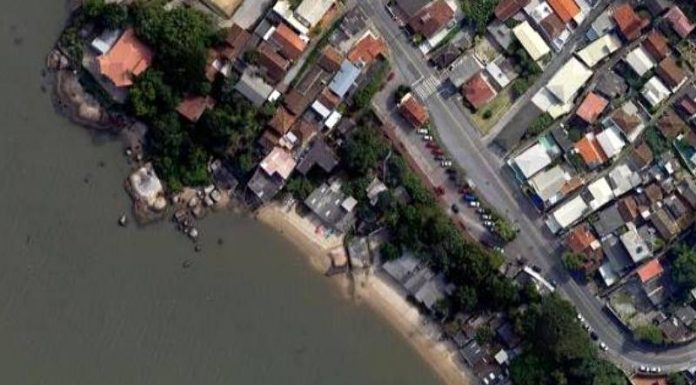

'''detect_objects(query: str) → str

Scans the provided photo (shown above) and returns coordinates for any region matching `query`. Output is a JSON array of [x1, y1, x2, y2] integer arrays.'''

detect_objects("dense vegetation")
[[510, 294, 629, 385], [671, 243, 696, 298], [459, 0, 498, 35]]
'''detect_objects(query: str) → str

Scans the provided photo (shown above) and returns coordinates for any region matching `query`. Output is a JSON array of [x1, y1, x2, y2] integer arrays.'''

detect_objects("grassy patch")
[[471, 89, 513, 134]]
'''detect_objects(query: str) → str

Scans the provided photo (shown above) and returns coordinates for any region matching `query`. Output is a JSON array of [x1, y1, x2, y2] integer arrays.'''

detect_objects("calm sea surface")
[[0, 1, 443, 384]]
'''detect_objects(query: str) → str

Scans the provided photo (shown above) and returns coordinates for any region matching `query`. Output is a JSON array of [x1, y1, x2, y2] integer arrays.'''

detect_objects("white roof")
[[494, 349, 509, 365], [588, 177, 615, 210], [529, 165, 569, 203], [325, 110, 342, 129], [311, 100, 331, 118], [273, 0, 310, 35], [91, 29, 122, 54], [546, 58, 593, 104], [531, 87, 574, 118], [513, 21, 551, 61], [512, 142, 552, 179], [485, 61, 511, 89], [549, 196, 588, 231], [608, 163, 641, 196], [295, 0, 335, 28], [596, 127, 626, 159], [641, 76, 671, 107], [599, 262, 619, 286], [620, 223, 652, 264], [625, 46, 655, 77], [576, 33, 622, 68]]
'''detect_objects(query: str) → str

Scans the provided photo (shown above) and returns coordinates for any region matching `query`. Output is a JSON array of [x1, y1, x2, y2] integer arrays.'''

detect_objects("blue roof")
[[329, 60, 361, 98]]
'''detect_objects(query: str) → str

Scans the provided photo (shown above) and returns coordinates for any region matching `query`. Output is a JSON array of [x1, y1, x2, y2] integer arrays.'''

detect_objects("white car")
[[441, 160, 452, 167], [422, 135, 433, 141], [599, 342, 607, 351], [483, 221, 494, 227], [417, 128, 429, 135], [468, 201, 480, 208]]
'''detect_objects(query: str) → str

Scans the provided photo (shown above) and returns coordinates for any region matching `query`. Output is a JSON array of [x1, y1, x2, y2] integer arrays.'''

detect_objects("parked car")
[[451, 204, 460, 214], [417, 128, 429, 135], [599, 342, 608, 351], [483, 221, 494, 227], [434, 186, 445, 196], [532, 265, 542, 273], [463, 193, 477, 202], [590, 331, 598, 340], [441, 160, 452, 167], [468, 201, 480, 208], [422, 135, 433, 141], [481, 214, 492, 220], [426, 142, 439, 149], [432, 149, 445, 156]]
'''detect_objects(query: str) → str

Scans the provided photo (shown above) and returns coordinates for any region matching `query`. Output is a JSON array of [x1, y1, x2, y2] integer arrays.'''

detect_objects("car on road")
[[387, 72, 395, 82], [434, 186, 445, 196], [476, 208, 488, 214], [426, 142, 439, 149], [639, 366, 647, 373], [599, 341, 608, 351], [481, 214, 491, 220], [531, 265, 542, 273], [441, 160, 452, 167], [422, 135, 433, 141], [463, 193, 477, 202], [483, 221, 494, 227], [493, 246, 504, 254], [451, 204, 459, 214], [417, 128, 429, 135], [468, 201, 480, 208], [432, 149, 445, 156], [590, 331, 598, 340]]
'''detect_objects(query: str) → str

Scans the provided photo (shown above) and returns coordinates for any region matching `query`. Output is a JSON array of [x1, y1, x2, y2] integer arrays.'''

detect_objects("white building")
[[642, 76, 671, 108], [546, 196, 589, 234], [513, 21, 551, 61]]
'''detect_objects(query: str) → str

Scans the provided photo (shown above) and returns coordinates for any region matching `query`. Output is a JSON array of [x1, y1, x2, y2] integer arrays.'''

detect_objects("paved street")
[[362, 0, 696, 373]]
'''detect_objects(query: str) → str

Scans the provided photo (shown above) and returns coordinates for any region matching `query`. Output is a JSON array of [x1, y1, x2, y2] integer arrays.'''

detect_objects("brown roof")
[[97, 28, 153, 88], [222, 24, 251, 60], [630, 142, 654, 170], [176, 95, 215, 123], [318, 46, 343, 73], [678, 94, 696, 117], [290, 118, 320, 146], [547, 0, 580, 23], [540, 13, 566, 39], [575, 92, 608, 124], [656, 57, 686, 89], [270, 23, 307, 61], [611, 106, 642, 136], [268, 106, 297, 136], [651, 208, 680, 240], [613, 3, 645, 41], [645, 183, 664, 205], [575, 134, 608, 167], [257, 41, 289, 84], [398, 93, 429, 127], [642, 30, 668, 61], [462, 72, 496, 110], [317, 87, 341, 110], [494, 0, 530, 21], [665, 6, 695, 39], [566, 224, 599, 255], [205, 49, 222, 82], [658, 111, 688, 139], [258, 130, 281, 151], [617, 195, 640, 222], [407, 0, 454, 39], [347, 33, 386, 65]]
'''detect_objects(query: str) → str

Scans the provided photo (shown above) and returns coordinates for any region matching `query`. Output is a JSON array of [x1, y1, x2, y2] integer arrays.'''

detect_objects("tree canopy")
[[672, 243, 696, 294]]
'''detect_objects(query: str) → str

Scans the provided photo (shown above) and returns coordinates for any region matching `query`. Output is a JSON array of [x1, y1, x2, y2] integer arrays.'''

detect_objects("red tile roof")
[[222, 24, 251, 60], [613, 3, 645, 41], [318, 46, 343, 73], [665, 6, 695, 39], [618, 195, 640, 222], [658, 111, 688, 139], [407, 0, 454, 39], [575, 134, 608, 167], [462, 72, 496, 110], [494, 0, 530, 21], [176, 95, 215, 122], [540, 12, 567, 39], [547, 0, 581, 23], [257, 41, 289, 84], [566, 225, 599, 254], [268, 106, 297, 136], [270, 23, 307, 61], [347, 33, 386, 65], [656, 56, 686, 89], [97, 28, 153, 87], [575, 92, 608, 124], [642, 30, 668, 61], [399, 93, 429, 127], [637, 258, 664, 283]]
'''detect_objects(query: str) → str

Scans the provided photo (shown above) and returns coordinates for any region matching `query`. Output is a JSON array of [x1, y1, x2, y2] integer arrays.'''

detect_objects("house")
[[642, 30, 668, 62], [656, 57, 687, 91], [513, 21, 551, 61], [393, 0, 432, 20], [347, 32, 386, 66], [270, 23, 308, 61], [329, 60, 361, 99], [495, 0, 530, 21], [413, 273, 454, 312], [267, 107, 296, 139], [650, 207, 680, 240], [658, 111, 688, 139], [176, 95, 215, 123], [305, 181, 357, 233], [382, 252, 420, 283], [596, 127, 626, 160], [565, 224, 602, 263], [599, 233, 633, 286], [588, 176, 616, 210], [602, 100, 647, 142], [235, 70, 275, 107], [536, 57, 592, 115], [201, 0, 243, 18], [90, 29, 121, 55], [678, 178, 696, 209], [488, 20, 515, 51], [547, 0, 581, 24], [398, 93, 429, 127], [462, 72, 497, 110], [290, 117, 320, 147], [366, 177, 388, 206], [575, 92, 608, 124], [676, 85, 696, 121], [546, 196, 589, 233], [460, 340, 486, 367], [637, 258, 664, 284], [295, 138, 339, 175], [641, 76, 671, 108], [318, 46, 343, 73], [576, 33, 622, 68], [621, 222, 652, 264], [664, 6, 695, 39], [612, 3, 646, 41], [496, 322, 522, 349], [347, 237, 371, 268], [617, 195, 640, 222], [608, 163, 641, 196], [406, 0, 455, 40], [256, 41, 290, 84], [248, 147, 296, 202], [295, 0, 335, 29], [97, 28, 153, 88], [540, 13, 570, 51], [595, 70, 628, 99], [448, 53, 483, 88], [575, 133, 609, 169], [624, 46, 656, 77], [629, 142, 654, 171], [509, 141, 557, 180], [586, 9, 615, 41], [644, 0, 670, 17], [485, 56, 518, 89], [528, 164, 573, 208], [221, 24, 252, 62]]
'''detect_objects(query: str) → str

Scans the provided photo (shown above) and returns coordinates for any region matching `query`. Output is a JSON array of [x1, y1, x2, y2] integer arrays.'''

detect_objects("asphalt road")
[[362, 0, 696, 373]]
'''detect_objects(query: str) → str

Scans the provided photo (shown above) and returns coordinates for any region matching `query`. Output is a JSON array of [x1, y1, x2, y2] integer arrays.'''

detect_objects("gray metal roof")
[[329, 60, 361, 98]]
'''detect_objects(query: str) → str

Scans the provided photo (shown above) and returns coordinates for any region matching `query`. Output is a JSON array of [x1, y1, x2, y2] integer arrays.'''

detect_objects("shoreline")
[[256, 203, 471, 385]]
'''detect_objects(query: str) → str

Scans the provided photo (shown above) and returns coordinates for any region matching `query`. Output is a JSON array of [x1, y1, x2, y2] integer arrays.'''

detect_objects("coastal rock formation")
[[126, 163, 167, 223]]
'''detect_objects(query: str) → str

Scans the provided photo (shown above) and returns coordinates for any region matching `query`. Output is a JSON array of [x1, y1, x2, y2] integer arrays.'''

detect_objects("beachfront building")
[[304, 181, 357, 233], [247, 147, 297, 203]]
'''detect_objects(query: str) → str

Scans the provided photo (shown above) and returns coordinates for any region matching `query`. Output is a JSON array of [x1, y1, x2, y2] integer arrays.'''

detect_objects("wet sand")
[[257, 203, 472, 385]]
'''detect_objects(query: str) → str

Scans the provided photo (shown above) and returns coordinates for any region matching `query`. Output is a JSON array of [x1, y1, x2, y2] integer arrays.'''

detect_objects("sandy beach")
[[257, 202, 472, 385]]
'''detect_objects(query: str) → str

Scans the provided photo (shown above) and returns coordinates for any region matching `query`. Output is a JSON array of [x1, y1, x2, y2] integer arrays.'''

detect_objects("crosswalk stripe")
[[412, 75, 441, 100]]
